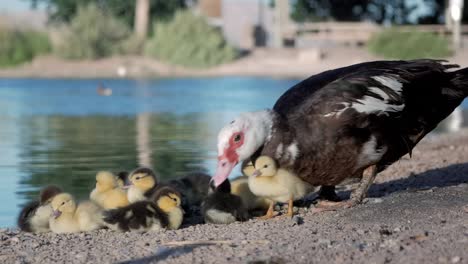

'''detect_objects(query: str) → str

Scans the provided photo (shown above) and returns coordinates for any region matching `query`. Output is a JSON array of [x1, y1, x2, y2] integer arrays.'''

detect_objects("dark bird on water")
[[211, 59, 468, 209]]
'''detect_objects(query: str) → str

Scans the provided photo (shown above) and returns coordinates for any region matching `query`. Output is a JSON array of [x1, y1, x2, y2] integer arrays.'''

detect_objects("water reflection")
[[16, 113, 210, 202]]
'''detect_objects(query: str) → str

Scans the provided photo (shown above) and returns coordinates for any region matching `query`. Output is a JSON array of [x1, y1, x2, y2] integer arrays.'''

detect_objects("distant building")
[[198, 0, 277, 50], [0, 9, 47, 30]]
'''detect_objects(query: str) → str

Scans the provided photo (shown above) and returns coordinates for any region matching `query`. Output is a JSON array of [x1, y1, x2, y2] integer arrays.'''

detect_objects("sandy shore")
[[0, 47, 446, 79], [1, 129, 467, 263]]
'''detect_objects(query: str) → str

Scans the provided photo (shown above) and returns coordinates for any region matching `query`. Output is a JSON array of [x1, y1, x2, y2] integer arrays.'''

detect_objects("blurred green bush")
[[368, 29, 452, 59], [0, 28, 51, 67], [145, 11, 237, 68], [54, 4, 131, 59]]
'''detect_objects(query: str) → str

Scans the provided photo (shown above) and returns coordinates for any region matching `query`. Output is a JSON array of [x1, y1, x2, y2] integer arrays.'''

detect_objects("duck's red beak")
[[212, 157, 237, 187]]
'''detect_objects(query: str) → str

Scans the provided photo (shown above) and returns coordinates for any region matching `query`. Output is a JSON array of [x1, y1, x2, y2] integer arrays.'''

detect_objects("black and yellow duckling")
[[103, 186, 184, 231], [165, 172, 211, 212], [90, 171, 129, 209], [126, 167, 159, 203], [202, 179, 248, 224], [17, 185, 63, 233], [49, 193, 104, 233]]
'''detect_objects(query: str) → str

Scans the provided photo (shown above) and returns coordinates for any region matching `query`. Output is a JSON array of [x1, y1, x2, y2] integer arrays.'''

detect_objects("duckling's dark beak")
[[121, 184, 132, 190], [252, 170, 262, 177], [52, 210, 62, 219]]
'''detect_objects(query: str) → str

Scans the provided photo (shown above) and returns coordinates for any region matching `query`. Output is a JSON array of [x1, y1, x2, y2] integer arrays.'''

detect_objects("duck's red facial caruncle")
[[213, 131, 245, 187]]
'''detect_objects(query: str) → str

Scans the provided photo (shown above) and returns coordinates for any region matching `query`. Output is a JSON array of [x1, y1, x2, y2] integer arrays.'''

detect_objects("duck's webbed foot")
[[285, 197, 294, 218], [258, 201, 278, 220], [318, 185, 341, 202], [312, 165, 378, 213]]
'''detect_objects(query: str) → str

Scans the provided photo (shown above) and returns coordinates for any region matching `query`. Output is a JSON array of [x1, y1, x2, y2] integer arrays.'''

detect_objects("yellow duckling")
[[90, 171, 129, 209], [229, 161, 271, 212], [126, 167, 159, 203], [249, 156, 313, 218], [49, 193, 104, 233], [103, 187, 184, 231], [17, 185, 62, 233]]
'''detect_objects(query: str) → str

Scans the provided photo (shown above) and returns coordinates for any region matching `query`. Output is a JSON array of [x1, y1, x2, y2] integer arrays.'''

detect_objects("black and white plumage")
[[103, 186, 183, 231], [17, 185, 62, 233], [103, 201, 169, 232], [213, 59, 468, 206], [202, 179, 248, 224]]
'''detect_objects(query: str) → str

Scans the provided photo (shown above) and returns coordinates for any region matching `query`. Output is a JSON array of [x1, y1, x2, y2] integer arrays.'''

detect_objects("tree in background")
[[28, 0, 186, 27], [290, 0, 466, 24]]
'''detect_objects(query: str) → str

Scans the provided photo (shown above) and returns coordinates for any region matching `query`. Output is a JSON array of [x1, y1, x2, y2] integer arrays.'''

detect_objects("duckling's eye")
[[234, 134, 242, 142], [61, 202, 65, 206], [135, 177, 140, 180], [172, 198, 177, 202], [263, 165, 268, 168]]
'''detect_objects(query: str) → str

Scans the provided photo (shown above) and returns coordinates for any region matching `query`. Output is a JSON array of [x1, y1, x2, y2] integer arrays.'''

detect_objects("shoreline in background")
[[1, 46, 468, 80], [5, 46, 468, 79]]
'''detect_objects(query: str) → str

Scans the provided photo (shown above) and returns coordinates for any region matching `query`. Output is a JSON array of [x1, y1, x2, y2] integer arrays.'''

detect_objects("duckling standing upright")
[[249, 156, 314, 218], [229, 161, 270, 212], [49, 193, 104, 233], [90, 171, 129, 209], [17, 185, 62, 233], [103, 186, 184, 231], [202, 179, 248, 224], [126, 167, 159, 203]]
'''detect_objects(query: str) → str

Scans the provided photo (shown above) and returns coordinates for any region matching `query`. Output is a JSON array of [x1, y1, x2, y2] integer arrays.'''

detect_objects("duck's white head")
[[213, 110, 273, 187]]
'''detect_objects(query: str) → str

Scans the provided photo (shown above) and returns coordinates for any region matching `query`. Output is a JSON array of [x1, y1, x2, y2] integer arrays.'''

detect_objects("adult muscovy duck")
[[212, 59, 468, 208]]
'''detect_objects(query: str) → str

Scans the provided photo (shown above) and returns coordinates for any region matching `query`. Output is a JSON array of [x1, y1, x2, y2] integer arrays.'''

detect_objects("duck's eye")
[[61, 202, 65, 205], [263, 165, 268, 168], [234, 134, 242, 142]]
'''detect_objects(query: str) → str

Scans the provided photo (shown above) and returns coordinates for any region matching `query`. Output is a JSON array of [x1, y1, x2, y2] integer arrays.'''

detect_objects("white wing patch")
[[325, 75, 405, 118], [286, 142, 299, 164], [356, 135, 387, 168], [275, 143, 284, 159], [371, 75, 403, 93]]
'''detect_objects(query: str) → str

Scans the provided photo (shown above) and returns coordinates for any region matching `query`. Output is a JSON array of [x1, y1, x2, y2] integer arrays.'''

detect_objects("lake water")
[[0, 77, 466, 228]]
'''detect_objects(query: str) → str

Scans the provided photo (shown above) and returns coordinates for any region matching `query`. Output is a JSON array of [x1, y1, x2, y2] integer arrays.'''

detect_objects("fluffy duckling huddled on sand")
[[49, 193, 104, 233], [202, 179, 248, 224], [103, 186, 184, 231], [17, 185, 63, 233], [126, 167, 159, 203], [165, 172, 211, 213], [90, 171, 129, 209], [248, 156, 314, 218]]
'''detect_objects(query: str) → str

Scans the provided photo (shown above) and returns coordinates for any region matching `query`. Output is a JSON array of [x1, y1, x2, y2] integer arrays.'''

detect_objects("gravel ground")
[[1, 130, 467, 264]]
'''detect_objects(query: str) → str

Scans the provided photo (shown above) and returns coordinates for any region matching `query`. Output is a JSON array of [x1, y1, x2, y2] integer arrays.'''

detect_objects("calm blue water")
[[0, 77, 466, 228]]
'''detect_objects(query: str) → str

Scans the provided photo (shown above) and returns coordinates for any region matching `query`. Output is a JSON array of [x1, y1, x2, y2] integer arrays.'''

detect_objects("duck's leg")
[[286, 197, 294, 217], [318, 185, 341, 202], [258, 200, 278, 219], [315, 165, 378, 210]]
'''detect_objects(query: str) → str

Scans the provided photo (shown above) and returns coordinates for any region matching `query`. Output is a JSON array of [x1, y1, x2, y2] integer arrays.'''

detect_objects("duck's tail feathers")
[[17, 201, 40, 232], [452, 67, 468, 98]]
